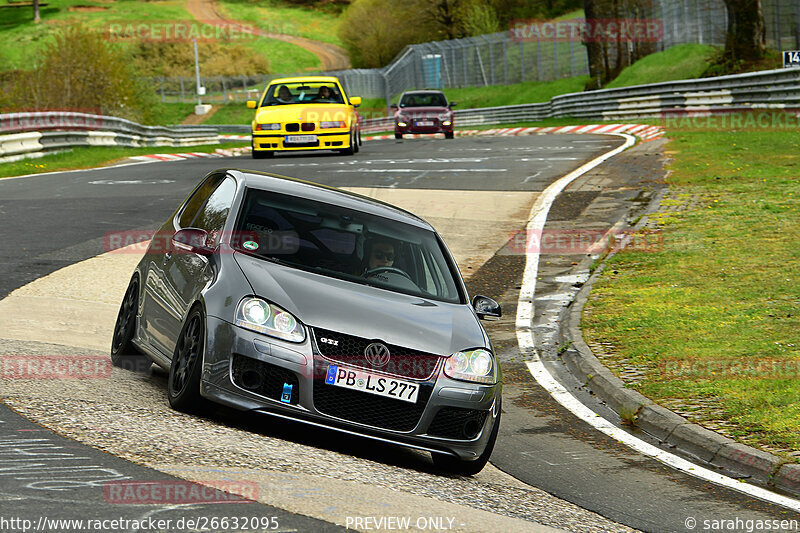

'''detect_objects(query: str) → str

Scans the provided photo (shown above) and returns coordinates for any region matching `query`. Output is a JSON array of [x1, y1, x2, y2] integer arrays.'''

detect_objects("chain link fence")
[[154, 0, 800, 107]]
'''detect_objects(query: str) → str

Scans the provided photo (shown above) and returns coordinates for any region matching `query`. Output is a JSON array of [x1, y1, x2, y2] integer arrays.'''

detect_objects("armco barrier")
[[4, 68, 800, 158], [0, 112, 220, 162], [358, 67, 800, 132]]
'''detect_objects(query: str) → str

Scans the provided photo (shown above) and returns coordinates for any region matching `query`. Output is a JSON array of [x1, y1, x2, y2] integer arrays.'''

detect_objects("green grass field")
[[0, 0, 319, 74], [0, 141, 248, 179], [605, 44, 717, 88], [218, 0, 343, 46], [583, 114, 800, 457]]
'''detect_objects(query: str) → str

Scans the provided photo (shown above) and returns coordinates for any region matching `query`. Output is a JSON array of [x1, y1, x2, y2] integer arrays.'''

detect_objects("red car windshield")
[[400, 93, 447, 108]]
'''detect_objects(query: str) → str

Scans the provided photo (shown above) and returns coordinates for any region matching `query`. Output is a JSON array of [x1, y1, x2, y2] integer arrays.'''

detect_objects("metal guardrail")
[[0, 112, 220, 162], [357, 67, 800, 132], [3, 67, 799, 160]]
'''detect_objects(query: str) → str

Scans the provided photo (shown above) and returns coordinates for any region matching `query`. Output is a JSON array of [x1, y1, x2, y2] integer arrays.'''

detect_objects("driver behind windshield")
[[365, 239, 395, 272]]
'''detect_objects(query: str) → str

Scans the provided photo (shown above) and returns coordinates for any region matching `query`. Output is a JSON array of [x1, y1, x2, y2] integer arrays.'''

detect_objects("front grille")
[[312, 327, 441, 380], [285, 123, 299, 132], [313, 378, 432, 432], [428, 407, 488, 440], [231, 354, 299, 405]]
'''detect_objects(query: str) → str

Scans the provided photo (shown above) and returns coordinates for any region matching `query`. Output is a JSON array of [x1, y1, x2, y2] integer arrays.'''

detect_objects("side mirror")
[[389, 103, 398, 109], [172, 228, 214, 256], [472, 295, 501, 320], [246, 100, 257, 109], [449, 102, 458, 107], [350, 96, 362, 107]]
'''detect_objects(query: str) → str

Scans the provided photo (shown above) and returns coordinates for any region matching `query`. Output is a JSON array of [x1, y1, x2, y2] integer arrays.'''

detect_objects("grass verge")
[[0, 0, 320, 75], [605, 44, 718, 89], [0, 142, 249, 179], [582, 112, 800, 458], [219, 0, 342, 46]]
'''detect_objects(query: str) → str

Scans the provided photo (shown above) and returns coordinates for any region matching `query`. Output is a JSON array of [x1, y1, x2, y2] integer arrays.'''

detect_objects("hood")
[[254, 104, 352, 125], [396, 106, 451, 117], [234, 252, 485, 356]]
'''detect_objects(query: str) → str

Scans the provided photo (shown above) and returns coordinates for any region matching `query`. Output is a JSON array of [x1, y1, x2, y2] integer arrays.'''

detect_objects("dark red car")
[[391, 90, 456, 139]]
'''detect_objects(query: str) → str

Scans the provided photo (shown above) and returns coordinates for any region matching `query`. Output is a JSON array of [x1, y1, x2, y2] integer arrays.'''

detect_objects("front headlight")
[[320, 121, 346, 129], [256, 123, 280, 131], [235, 297, 306, 343], [444, 348, 496, 384]]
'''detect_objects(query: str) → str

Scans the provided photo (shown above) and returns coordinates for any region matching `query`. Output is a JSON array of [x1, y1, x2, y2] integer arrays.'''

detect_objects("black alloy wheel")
[[110, 276, 150, 372], [168, 307, 206, 412]]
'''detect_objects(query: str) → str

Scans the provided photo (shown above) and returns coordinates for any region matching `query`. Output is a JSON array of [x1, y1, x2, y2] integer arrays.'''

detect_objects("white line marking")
[[515, 134, 800, 512], [333, 168, 507, 173]]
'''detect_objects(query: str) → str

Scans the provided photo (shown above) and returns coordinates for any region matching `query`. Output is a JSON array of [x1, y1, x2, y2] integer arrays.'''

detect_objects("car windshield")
[[261, 82, 345, 106], [400, 92, 447, 107], [233, 188, 462, 304]]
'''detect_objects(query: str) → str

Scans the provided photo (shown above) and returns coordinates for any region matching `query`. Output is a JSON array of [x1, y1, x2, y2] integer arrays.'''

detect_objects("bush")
[[130, 41, 271, 78], [2, 24, 156, 123]]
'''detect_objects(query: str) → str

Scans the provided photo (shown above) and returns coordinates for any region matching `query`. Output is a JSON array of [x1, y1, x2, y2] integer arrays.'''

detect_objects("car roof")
[[269, 76, 341, 85], [402, 90, 446, 95], [225, 169, 434, 230]]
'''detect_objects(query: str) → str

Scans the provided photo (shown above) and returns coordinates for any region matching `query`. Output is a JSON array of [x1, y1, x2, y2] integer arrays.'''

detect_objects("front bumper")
[[395, 120, 453, 135], [252, 131, 350, 151], [200, 316, 501, 460]]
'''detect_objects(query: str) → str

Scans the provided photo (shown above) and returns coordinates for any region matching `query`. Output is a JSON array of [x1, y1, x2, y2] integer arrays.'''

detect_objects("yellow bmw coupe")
[[247, 76, 362, 159]]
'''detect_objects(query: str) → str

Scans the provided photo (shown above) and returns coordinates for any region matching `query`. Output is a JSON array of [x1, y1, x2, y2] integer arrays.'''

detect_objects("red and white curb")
[[128, 146, 251, 161], [365, 123, 664, 142], [125, 124, 664, 163]]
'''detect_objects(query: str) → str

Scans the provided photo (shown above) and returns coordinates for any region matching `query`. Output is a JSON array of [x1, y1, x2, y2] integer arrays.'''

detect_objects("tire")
[[357, 128, 363, 146], [168, 306, 206, 412], [445, 131, 454, 139], [353, 129, 360, 153], [110, 276, 150, 372], [432, 399, 501, 476], [395, 132, 402, 140]]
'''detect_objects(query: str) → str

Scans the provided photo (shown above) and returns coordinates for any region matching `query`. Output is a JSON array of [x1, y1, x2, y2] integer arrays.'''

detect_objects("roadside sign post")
[[194, 38, 211, 115], [783, 51, 800, 68]]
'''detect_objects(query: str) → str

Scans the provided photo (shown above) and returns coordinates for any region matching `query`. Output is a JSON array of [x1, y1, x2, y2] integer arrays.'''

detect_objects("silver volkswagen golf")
[[111, 169, 502, 475]]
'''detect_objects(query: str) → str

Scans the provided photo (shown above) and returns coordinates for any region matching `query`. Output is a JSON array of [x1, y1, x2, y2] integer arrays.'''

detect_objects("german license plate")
[[325, 365, 419, 403], [285, 135, 317, 143], [416, 120, 434, 126]]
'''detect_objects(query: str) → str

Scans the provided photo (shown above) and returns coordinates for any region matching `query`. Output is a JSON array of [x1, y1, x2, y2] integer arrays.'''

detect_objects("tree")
[[722, 0, 765, 62], [582, 0, 657, 88], [33, 0, 40, 23]]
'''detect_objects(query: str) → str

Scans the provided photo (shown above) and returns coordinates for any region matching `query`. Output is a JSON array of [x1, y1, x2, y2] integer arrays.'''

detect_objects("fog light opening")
[[463, 419, 482, 440], [240, 369, 263, 390]]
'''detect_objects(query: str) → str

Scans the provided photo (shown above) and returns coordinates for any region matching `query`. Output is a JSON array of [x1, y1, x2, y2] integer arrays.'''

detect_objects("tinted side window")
[[192, 178, 236, 235], [179, 175, 225, 228]]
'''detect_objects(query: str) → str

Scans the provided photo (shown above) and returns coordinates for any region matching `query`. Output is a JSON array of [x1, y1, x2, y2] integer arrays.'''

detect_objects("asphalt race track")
[[1, 135, 799, 532]]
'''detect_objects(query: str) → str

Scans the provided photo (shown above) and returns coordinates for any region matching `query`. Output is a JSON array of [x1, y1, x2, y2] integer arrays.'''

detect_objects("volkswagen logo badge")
[[364, 343, 390, 367]]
